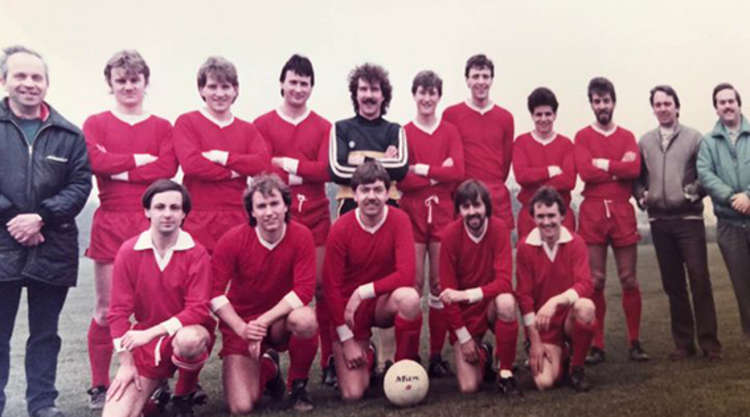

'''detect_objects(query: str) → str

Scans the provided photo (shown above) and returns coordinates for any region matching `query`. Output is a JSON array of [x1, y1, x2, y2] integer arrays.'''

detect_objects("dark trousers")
[[717, 220, 750, 337], [0, 279, 69, 416], [650, 219, 720, 352]]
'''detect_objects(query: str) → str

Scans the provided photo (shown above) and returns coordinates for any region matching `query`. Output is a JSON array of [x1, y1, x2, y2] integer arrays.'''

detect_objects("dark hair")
[[141, 179, 192, 216], [587, 76, 616, 103], [197, 56, 238, 89], [529, 186, 566, 217], [279, 54, 314, 97], [351, 160, 391, 191], [243, 174, 292, 227], [464, 54, 494, 78], [712, 82, 742, 108], [0, 45, 48, 81], [411, 70, 442, 96], [104, 50, 150, 87], [348, 63, 392, 116], [649, 85, 680, 109], [527, 87, 558, 113], [454, 179, 493, 218]]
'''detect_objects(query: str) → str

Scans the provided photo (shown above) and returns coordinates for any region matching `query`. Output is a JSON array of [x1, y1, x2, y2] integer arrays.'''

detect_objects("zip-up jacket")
[[0, 98, 92, 286]]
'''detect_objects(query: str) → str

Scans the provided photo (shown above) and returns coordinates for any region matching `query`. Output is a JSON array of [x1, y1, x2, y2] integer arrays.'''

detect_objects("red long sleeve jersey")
[[174, 111, 270, 210], [83, 112, 177, 210], [400, 120, 465, 198], [323, 207, 416, 327], [254, 109, 331, 202], [440, 217, 513, 331], [515, 228, 593, 316], [574, 125, 641, 200], [512, 133, 576, 207], [442, 102, 514, 184], [108, 230, 213, 340], [211, 221, 316, 317]]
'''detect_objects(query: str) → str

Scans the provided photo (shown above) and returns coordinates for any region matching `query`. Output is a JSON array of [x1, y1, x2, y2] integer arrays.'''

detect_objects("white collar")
[[465, 99, 494, 115], [133, 229, 195, 272], [199, 107, 235, 128], [355, 206, 389, 234], [590, 123, 618, 137], [110, 109, 151, 126], [254, 223, 287, 250], [275, 107, 310, 126], [525, 226, 573, 262], [412, 118, 441, 135], [530, 131, 558, 146], [465, 218, 488, 244]]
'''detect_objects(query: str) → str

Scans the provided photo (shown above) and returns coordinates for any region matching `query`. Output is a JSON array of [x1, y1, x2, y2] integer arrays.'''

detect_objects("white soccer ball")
[[383, 359, 429, 407]]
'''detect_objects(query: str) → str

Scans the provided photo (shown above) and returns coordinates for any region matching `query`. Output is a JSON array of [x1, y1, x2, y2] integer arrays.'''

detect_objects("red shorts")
[[326, 297, 381, 342], [86, 209, 149, 262], [486, 182, 514, 230], [133, 325, 215, 380], [538, 306, 572, 346], [400, 194, 453, 243], [219, 315, 290, 358], [290, 195, 330, 247], [516, 204, 576, 242], [448, 299, 494, 344], [577, 199, 639, 247], [183, 209, 248, 254]]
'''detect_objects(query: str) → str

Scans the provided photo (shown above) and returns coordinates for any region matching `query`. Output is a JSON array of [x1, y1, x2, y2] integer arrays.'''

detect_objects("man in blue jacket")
[[697, 82, 750, 346], [0, 46, 92, 417]]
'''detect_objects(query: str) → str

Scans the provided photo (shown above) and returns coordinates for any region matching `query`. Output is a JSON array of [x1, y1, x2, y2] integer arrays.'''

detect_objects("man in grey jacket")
[[635, 85, 721, 361], [0, 46, 92, 417], [697, 82, 750, 346]]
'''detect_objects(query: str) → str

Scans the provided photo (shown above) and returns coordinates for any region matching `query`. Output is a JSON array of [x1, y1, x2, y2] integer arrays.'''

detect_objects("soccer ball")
[[383, 359, 429, 407]]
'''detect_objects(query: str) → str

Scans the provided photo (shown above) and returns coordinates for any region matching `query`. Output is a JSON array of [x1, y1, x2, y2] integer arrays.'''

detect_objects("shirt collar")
[[355, 206, 389, 234], [134, 229, 195, 251], [275, 107, 310, 126], [412, 118, 441, 135], [590, 124, 618, 137], [465, 218, 489, 244], [199, 107, 235, 128], [111, 109, 151, 126], [255, 223, 287, 250], [464, 99, 494, 115], [525, 226, 572, 262], [530, 131, 558, 146]]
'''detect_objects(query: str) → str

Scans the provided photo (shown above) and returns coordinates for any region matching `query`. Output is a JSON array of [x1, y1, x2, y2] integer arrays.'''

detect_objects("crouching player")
[[104, 180, 214, 417], [323, 161, 422, 401], [516, 187, 596, 392], [211, 174, 319, 413], [439, 180, 520, 395]]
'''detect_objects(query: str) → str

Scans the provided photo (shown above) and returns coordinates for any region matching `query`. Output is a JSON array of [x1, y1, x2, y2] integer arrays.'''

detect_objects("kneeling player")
[[104, 180, 214, 417], [211, 174, 319, 413], [440, 180, 520, 395], [323, 161, 422, 401], [516, 187, 596, 392]]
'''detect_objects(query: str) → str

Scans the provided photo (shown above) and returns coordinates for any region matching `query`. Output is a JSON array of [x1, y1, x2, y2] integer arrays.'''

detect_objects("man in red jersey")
[[443, 54, 515, 228], [574, 77, 648, 364], [211, 174, 318, 413], [254, 55, 336, 389], [103, 180, 213, 417], [439, 179, 520, 395], [516, 187, 596, 392], [323, 161, 422, 401], [174, 56, 269, 254], [400, 70, 464, 378], [512, 87, 576, 239], [82, 50, 178, 409]]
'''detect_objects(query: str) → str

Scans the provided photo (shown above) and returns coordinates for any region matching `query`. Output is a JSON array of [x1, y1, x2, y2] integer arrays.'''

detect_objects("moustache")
[[362, 98, 378, 105]]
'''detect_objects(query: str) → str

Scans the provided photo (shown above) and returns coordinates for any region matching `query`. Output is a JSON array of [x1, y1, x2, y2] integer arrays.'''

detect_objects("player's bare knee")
[[573, 298, 596, 323], [173, 326, 209, 357], [620, 273, 639, 291], [340, 383, 366, 401], [228, 398, 255, 415], [458, 378, 480, 394], [494, 293, 517, 322], [534, 373, 555, 391], [289, 307, 318, 338], [394, 287, 421, 319]]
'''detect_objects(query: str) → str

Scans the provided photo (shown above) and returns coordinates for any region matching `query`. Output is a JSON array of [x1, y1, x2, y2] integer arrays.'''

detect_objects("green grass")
[[4, 244, 750, 417]]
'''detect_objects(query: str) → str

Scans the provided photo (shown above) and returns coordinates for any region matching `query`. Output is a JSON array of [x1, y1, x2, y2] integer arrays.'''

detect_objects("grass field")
[[4, 244, 750, 417]]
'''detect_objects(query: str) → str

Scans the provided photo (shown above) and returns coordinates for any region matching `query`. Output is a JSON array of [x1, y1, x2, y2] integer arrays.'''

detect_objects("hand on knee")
[[173, 326, 209, 359], [573, 299, 596, 323]]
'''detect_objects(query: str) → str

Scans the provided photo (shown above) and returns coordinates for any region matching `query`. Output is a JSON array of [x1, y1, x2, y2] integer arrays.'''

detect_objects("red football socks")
[[591, 288, 606, 349], [570, 318, 596, 368], [622, 286, 642, 344], [494, 318, 518, 372], [428, 296, 449, 357], [394, 314, 422, 361], [87, 319, 112, 387], [316, 302, 333, 367], [287, 334, 318, 388]]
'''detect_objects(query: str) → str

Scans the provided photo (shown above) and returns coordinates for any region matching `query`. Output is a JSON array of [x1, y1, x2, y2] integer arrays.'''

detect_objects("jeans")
[[0, 279, 69, 416]]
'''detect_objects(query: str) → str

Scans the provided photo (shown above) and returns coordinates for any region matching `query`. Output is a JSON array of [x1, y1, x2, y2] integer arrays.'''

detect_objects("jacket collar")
[[710, 115, 750, 140], [0, 98, 79, 134]]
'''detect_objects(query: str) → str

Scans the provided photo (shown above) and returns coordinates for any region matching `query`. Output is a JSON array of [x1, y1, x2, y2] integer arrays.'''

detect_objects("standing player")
[[574, 77, 649, 364], [254, 55, 335, 388], [399, 70, 464, 377], [443, 54, 515, 227], [174, 56, 269, 254], [83, 50, 178, 409], [439, 180, 520, 395], [512, 87, 576, 239], [323, 161, 422, 401], [103, 180, 213, 417], [516, 187, 596, 392], [211, 175, 319, 413]]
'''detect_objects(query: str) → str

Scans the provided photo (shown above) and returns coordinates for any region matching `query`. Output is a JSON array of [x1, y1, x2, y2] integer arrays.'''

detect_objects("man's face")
[[109, 67, 146, 109], [651, 91, 678, 127], [281, 70, 312, 108], [590, 92, 615, 125], [1, 52, 48, 113], [459, 197, 487, 233], [251, 188, 288, 234], [532, 202, 562, 242], [715, 88, 741, 127], [354, 180, 388, 218], [199, 74, 238, 115], [531, 105, 556, 136], [356, 78, 384, 120], [465, 66, 493, 103], [145, 190, 186, 236], [413, 85, 440, 118]]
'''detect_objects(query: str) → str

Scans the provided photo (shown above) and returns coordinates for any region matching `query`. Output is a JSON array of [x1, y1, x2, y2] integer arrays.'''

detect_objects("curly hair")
[[348, 63, 392, 116], [454, 179, 493, 218], [527, 87, 558, 113]]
